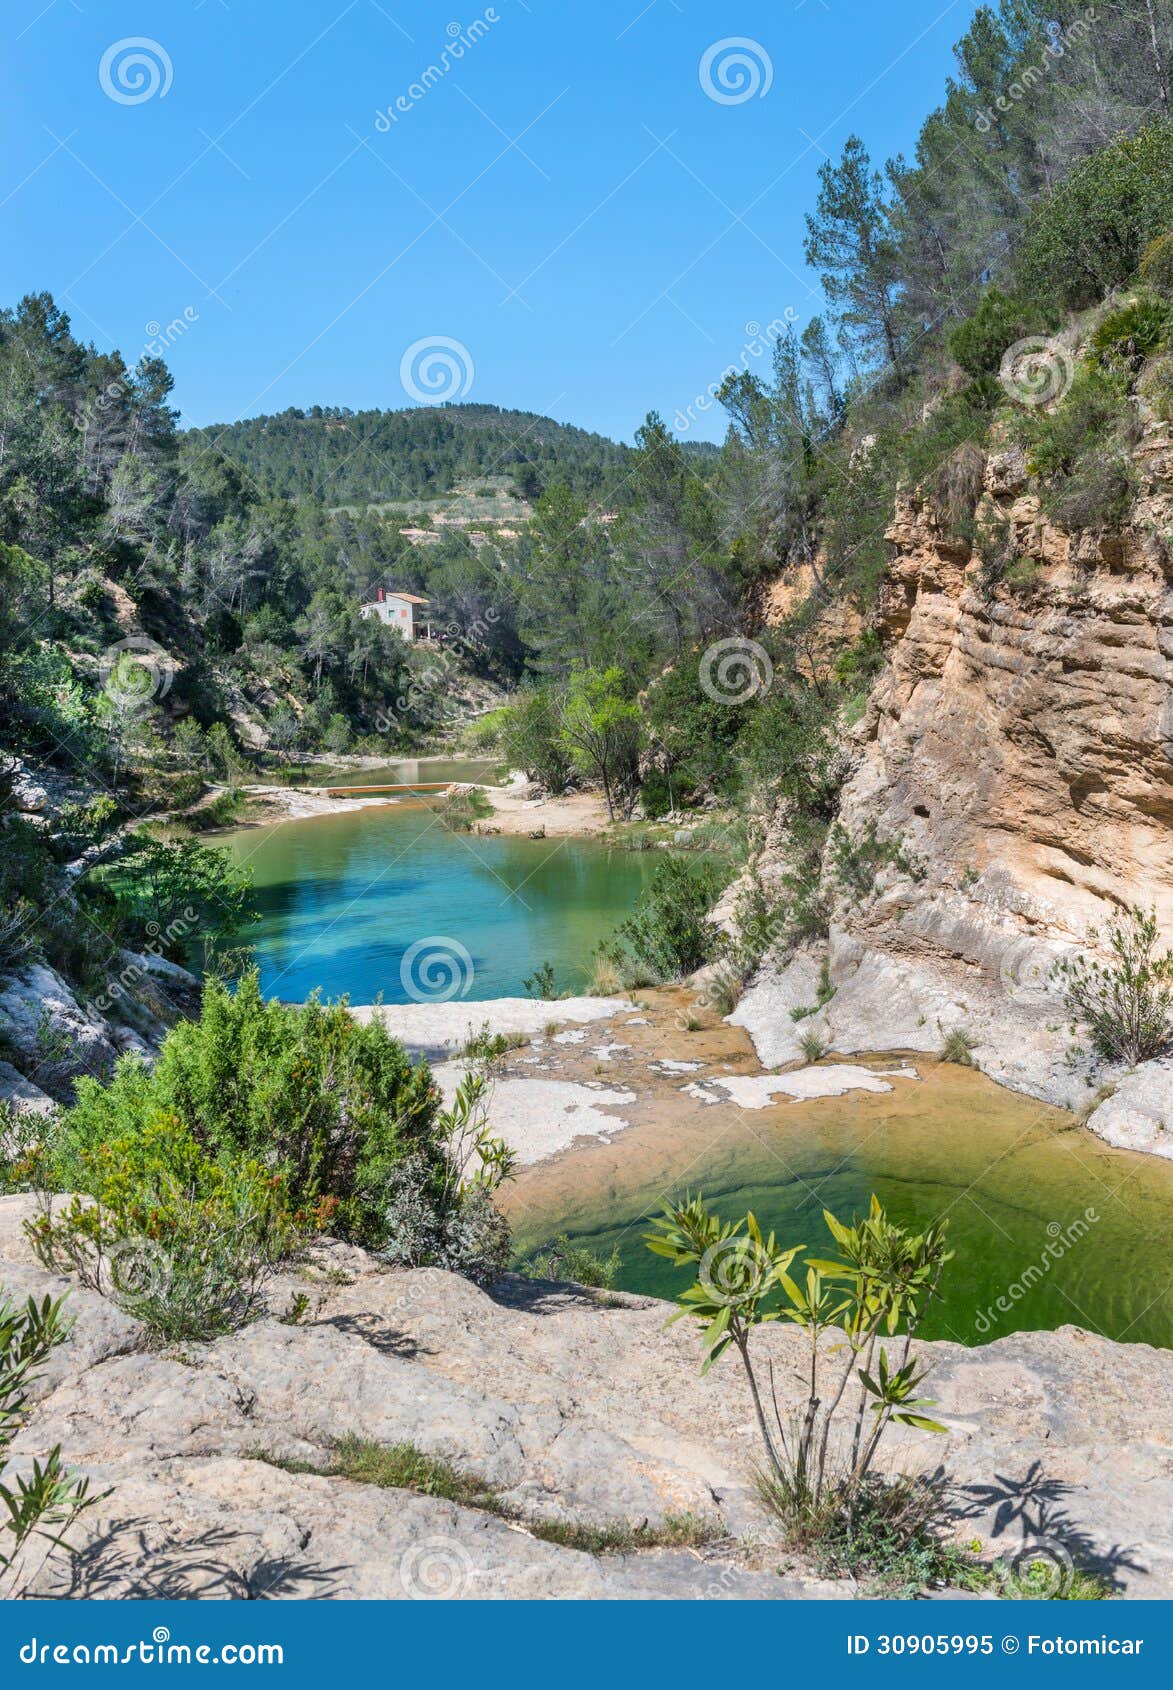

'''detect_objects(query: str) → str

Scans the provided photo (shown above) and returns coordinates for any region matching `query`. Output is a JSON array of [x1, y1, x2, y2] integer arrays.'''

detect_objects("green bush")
[[27, 1114, 306, 1341], [1016, 122, 1173, 311], [103, 836, 257, 961], [522, 1233, 622, 1289], [1139, 230, 1173, 298], [1053, 906, 1173, 1066], [1014, 364, 1138, 528], [1139, 353, 1173, 421], [947, 288, 1030, 378], [56, 973, 445, 1248], [647, 1195, 951, 1538], [618, 857, 724, 980], [1089, 297, 1170, 373], [475, 692, 576, 795]]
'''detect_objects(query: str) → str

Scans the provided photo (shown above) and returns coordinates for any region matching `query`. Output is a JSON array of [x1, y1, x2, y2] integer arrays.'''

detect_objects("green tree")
[[558, 665, 641, 821], [110, 836, 257, 961], [804, 137, 903, 372]]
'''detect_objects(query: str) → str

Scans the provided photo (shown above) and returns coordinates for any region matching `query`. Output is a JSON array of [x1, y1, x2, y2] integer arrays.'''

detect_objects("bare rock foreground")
[[1, 1194, 1169, 1601]]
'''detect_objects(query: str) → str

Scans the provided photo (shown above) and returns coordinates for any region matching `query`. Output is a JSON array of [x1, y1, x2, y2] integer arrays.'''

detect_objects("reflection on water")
[[508, 1060, 1173, 1349], [216, 799, 659, 1004]]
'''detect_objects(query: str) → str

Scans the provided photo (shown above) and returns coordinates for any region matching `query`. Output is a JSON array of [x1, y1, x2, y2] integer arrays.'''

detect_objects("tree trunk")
[[1146, 0, 1169, 111]]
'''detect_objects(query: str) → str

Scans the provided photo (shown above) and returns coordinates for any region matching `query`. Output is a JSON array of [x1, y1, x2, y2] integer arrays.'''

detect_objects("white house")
[[360, 588, 432, 642]]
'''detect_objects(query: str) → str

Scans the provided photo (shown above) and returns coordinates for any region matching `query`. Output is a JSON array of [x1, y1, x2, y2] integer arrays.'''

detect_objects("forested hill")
[[184, 403, 646, 507]]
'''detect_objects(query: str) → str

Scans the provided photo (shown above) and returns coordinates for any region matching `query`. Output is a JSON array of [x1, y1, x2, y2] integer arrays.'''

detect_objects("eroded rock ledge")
[[1, 1196, 1169, 1601]]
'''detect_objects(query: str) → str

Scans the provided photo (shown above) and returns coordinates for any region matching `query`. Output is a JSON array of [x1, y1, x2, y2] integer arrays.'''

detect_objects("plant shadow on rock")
[[951, 1459, 1146, 1595], [37, 1520, 346, 1601]]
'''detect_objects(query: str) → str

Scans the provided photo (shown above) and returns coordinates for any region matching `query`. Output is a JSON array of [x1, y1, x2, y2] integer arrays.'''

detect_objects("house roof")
[[364, 592, 431, 606]]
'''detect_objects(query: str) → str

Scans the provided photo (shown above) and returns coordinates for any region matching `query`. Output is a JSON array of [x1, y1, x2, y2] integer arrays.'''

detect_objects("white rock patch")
[[707, 1064, 920, 1110]]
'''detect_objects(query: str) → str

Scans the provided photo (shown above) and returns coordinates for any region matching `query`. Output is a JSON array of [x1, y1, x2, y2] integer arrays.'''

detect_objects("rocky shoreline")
[[2, 1191, 1169, 1600]]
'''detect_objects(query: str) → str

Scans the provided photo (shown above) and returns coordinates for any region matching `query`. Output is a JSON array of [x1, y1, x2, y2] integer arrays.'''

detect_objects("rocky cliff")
[[735, 426, 1173, 1150]]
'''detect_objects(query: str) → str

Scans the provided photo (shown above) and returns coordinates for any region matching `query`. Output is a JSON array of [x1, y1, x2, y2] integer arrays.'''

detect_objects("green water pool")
[[510, 1063, 1173, 1349]]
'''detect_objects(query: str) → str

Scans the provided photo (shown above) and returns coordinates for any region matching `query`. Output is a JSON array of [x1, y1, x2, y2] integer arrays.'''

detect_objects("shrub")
[[799, 1030, 830, 1063], [1014, 364, 1138, 528], [619, 857, 724, 980], [103, 835, 257, 962], [1139, 352, 1173, 421], [1139, 230, 1173, 298], [435, 787, 493, 832], [480, 691, 575, 795], [1015, 122, 1173, 310], [829, 821, 921, 903], [522, 1233, 622, 1289], [1053, 906, 1173, 1065], [522, 961, 558, 999], [27, 1115, 307, 1340], [646, 1195, 951, 1532], [939, 1027, 977, 1067], [378, 1070, 514, 1285], [1, 1288, 98, 1596], [56, 973, 444, 1249], [757, 1468, 968, 1596], [1089, 297, 1170, 374], [947, 288, 1031, 378]]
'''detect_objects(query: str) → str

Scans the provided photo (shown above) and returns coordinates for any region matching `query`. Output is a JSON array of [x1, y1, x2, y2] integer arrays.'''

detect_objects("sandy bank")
[[466, 772, 612, 838]]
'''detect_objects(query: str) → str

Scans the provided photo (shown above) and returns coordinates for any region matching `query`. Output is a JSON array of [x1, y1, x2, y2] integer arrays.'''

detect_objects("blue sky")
[[3, 0, 978, 443]]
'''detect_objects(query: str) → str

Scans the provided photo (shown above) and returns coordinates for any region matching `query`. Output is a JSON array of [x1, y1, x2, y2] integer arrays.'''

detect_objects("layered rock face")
[[737, 437, 1173, 1131], [856, 448, 1173, 941]]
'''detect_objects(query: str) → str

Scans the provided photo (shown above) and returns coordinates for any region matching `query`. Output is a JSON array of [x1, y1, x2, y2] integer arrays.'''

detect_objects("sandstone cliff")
[[735, 421, 1173, 1149]]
